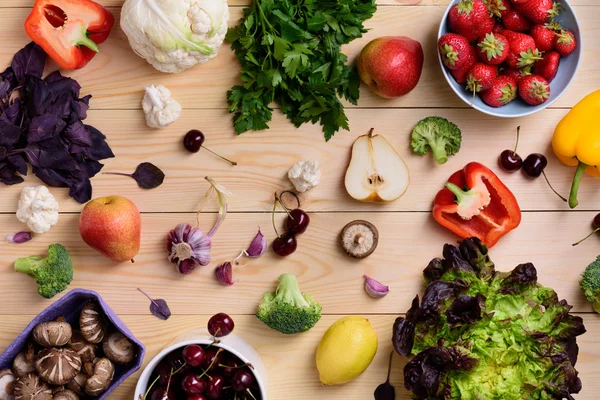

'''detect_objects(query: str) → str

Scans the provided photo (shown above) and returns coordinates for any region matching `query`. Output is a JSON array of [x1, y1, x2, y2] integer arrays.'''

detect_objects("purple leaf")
[[0, 164, 24, 185], [24, 76, 52, 117], [0, 120, 21, 147], [11, 42, 45, 82], [137, 288, 171, 320], [28, 114, 66, 142], [1, 98, 22, 125], [104, 162, 165, 190], [8, 154, 27, 175], [85, 125, 115, 160], [64, 121, 92, 147]]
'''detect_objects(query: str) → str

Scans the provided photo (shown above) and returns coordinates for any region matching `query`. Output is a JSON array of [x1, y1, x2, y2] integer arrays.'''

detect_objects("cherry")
[[205, 375, 225, 399], [523, 153, 547, 178], [285, 209, 310, 235], [202, 348, 224, 370], [182, 373, 207, 395], [150, 387, 175, 400], [219, 357, 242, 376], [573, 213, 600, 246], [183, 130, 237, 165], [155, 362, 172, 386], [272, 233, 297, 257], [208, 313, 235, 337], [187, 396, 207, 400], [499, 126, 523, 172], [167, 351, 187, 373], [182, 345, 206, 367], [232, 370, 255, 392]]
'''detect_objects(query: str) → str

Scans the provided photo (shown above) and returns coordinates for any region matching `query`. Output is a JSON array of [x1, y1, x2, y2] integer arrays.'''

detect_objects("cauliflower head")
[[16, 186, 59, 234], [142, 85, 182, 128], [120, 0, 230, 73]]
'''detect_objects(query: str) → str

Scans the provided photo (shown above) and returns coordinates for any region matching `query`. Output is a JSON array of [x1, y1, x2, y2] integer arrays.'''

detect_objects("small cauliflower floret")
[[445, 180, 491, 220], [142, 85, 182, 128], [288, 160, 321, 193], [16, 186, 59, 234]]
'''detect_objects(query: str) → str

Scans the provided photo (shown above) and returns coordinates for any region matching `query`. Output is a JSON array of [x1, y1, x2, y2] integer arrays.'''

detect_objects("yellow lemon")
[[316, 316, 378, 385]]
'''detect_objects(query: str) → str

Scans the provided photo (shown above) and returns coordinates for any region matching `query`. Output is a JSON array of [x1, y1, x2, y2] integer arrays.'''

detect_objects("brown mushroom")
[[33, 317, 72, 347], [0, 369, 16, 400], [84, 358, 114, 397], [67, 331, 97, 363], [65, 373, 87, 396], [102, 331, 135, 364], [35, 348, 81, 385], [12, 343, 36, 378], [340, 220, 379, 258], [53, 389, 78, 400], [13, 374, 52, 400], [79, 303, 106, 344]]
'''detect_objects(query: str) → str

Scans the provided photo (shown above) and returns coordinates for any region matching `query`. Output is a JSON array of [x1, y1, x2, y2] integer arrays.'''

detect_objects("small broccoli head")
[[256, 273, 322, 334], [14, 243, 73, 299], [580, 256, 600, 313], [411, 117, 462, 165]]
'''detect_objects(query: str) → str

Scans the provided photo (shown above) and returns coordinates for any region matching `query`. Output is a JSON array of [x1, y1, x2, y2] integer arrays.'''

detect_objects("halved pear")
[[344, 128, 410, 203]]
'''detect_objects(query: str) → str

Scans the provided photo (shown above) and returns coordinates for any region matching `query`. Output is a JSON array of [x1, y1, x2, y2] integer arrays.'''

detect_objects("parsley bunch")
[[226, 0, 377, 141]]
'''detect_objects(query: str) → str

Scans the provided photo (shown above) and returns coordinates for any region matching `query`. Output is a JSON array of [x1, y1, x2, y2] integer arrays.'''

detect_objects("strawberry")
[[504, 30, 543, 69], [477, 33, 510, 65], [502, 11, 532, 32], [451, 46, 479, 83], [509, 0, 528, 4], [503, 66, 532, 83], [484, 0, 511, 18], [448, 0, 495, 42], [514, 0, 554, 24], [530, 24, 558, 52], [481, 75, 518, 107], [466, 63, 498, 103], [492, 23, 505, 35], [519, 75, 550, 105], [534, 51, 560, 82], [438, 33, 473, 70], [554, 29, 576, 56]]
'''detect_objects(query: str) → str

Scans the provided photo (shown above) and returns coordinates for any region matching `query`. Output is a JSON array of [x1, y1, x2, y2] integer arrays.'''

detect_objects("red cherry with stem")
[[187, 396, 207, 400], [202, 348, 224, 371], [523, 153, 567, 202], [573, 213, 600, 246], [232, 369, 255, 392], [208, 313, 235, 337], [182, 345, 206, 367], [182, 373, 207, 395], [183, 130, 237, 165], [150, 387, 175, 400], [155, 362, 172, 386], [219, 357, 242, 376], [499, 126, 523, 172], [272, 233, 297, 257], [285, 208, 310, 235], [205, 375, 225, 399]]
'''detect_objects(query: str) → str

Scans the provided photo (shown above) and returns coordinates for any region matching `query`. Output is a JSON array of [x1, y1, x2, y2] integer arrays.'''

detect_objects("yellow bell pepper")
[[552, 90, 600, 208]]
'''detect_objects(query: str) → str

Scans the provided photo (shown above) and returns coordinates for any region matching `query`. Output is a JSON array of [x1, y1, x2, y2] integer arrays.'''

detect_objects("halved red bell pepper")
[[433, 162, 521, 247], [24, 0, 114, 70]]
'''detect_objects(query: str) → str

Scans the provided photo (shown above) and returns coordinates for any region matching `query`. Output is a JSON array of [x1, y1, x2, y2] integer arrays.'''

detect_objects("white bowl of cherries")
[[134, 313, 267, 400]]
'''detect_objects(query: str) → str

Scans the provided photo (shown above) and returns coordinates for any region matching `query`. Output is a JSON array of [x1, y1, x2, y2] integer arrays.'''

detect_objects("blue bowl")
[[0, 289, 145, 400], [438, 0, 582, 117]]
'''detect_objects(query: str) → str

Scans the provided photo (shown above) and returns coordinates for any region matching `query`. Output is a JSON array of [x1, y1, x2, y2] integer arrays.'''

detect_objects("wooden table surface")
[[1, 0, 600, 399]]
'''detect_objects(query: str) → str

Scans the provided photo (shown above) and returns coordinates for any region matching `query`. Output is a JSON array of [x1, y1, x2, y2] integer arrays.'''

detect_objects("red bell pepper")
[[24, 0, 114, 70], [433, 162, 521, 247]]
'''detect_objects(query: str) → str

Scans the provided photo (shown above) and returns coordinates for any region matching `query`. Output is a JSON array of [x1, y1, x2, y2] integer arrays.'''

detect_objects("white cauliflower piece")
[[120, 0, 230, 73], [288, 160, 322, 193], [16, 186, 59, 234], [142, 85, 182, 128]]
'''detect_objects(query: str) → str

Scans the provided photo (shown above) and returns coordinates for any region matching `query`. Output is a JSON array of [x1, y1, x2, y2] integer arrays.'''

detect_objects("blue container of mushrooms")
[[0, 289, 145, 399]]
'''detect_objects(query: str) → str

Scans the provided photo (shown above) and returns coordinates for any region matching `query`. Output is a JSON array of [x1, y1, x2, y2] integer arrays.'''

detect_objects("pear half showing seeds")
[[344, 128, 410, 203]]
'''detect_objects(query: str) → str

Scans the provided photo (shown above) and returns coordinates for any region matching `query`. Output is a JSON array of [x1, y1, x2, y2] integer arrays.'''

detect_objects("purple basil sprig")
[[137, 288, 171, 320]]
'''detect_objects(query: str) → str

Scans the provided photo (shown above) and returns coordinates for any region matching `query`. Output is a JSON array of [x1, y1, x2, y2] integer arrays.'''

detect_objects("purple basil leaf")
[[11, 42, 45, 82], [68, 178, 92, 203], [33, 167, 69, 187], [0, 81, 11, 102], [1, 98, 22, 125], [38, 144, 77, 170], [137, 288, 171, 320], [131, 162, 165, 189], [46, 71, 81, 97], [45, 94, 71, 118], [24, 76, 52, 117], [0, 67, 17, 90], [44, 70, 63, 83], [72, 95, 91, 119], [0, 120, 21, 147], [8, 154, 27, 175], [85, 125, 114, 160], [0, 146, 6, 160], [0, 164, 24, 185], [82, 160, 104, 178], [21, 145, 41, 167], [28, 114, 66, 142], [64, 121, 92, 147]]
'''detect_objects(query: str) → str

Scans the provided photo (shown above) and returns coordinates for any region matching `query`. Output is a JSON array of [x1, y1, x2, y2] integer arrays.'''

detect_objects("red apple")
[[357, 36, 424, 98], [79, 195, 141, 263]]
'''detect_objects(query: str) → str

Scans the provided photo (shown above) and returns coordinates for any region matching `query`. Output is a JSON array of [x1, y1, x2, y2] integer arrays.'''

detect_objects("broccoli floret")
[[411, 117, 462, 165], [14, 243, 73, 299], [580, 256, 600, 313], [256, 273, 322, 334]]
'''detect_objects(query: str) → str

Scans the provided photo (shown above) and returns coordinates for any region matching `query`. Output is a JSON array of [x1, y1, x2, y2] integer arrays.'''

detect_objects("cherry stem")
[[142, 375, 160, 400], [198, 348, 223, 379], [279, 190, 301, 209], [513, 126, 520, 156], [542, 171, 567, 202], [203, 146, 237, 166], [246, 388, 257, 400], [572, 227, 600, 246], [271, 195, 280, 238]]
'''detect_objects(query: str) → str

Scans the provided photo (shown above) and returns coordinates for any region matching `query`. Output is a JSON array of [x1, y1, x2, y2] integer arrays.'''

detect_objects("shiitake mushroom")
[[79, 303, 106, 344], [36, 348, 82, 386], [33, 317, 72, 347], [13, 373, 52, 400]]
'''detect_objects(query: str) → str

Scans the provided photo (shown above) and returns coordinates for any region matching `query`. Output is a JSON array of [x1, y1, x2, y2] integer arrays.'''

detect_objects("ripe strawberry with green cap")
[[503, 66, 531, 84], [481, 75, 518, 107], [485, 0, 511, 18], [502, 11, 531, 32], [530, 24, 559, 52], [519, 75, 551, 105], [503, 30, 543, 69], [466, 63, 497, 103], [438, 33, 472, 70], [534, 51, 561, 82], [448, 0, 495, 42], [515, 0, 561, 24], [450, 45, 479, 84], [554, 29, 576, 56], [477, 33, 510, 65]]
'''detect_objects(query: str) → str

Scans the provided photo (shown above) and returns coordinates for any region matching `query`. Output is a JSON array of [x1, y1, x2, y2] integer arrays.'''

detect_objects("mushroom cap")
[[12, 352, 35, 378], [53, 389, 79, 400], [13, 374, 52, 400], [65, 373, 87, 396], [68, 331, 97, 363], [0, 369, 16, 400], [79, 303, 106, 344], [36, 348, 82, 385], [84, 358, 114, 397], [340, 220, 379, 258], [102, 331, 135, 364], [33, 320, 72, 347]]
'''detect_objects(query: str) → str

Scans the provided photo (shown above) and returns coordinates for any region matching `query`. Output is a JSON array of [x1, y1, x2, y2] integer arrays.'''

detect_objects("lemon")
[[316, 316, 378, 385]]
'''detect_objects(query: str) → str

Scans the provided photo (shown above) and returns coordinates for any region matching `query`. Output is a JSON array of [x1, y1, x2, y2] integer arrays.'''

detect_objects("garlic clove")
[[245, 227, 267, 258], [6, 231, 32, 244], [364, 275, 389, 298], [215, 262, 235, 286]]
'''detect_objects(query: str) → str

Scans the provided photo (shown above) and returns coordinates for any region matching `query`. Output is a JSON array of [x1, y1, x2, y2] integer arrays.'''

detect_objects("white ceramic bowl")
[[134, 329, 268, 399]]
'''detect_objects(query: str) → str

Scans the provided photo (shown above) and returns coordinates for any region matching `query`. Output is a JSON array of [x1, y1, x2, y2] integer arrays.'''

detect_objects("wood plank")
[[0, 211, 597, 315], [2, 108, 599, 213], [1, 314, 599, 399], [0, 6, 597, 110]]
